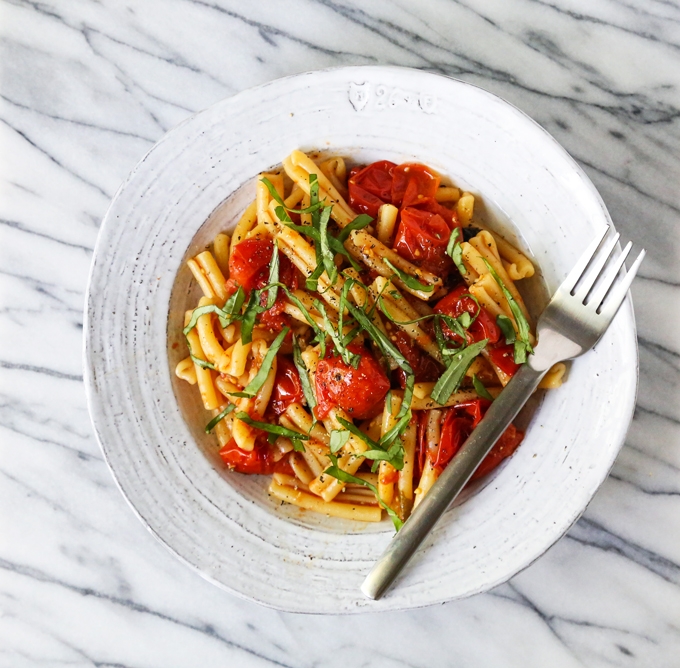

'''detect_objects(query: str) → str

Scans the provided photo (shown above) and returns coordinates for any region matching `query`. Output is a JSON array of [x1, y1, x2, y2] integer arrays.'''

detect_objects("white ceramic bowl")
[[84, 66, 638, 613]]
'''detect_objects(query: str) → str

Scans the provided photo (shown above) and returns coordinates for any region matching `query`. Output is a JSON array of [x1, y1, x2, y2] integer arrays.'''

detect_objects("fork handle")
[[361, 362, 547, 600]]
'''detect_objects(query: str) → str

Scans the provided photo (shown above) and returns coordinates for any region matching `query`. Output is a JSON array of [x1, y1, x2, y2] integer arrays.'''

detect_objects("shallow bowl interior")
[[85, 66, 638, 613]]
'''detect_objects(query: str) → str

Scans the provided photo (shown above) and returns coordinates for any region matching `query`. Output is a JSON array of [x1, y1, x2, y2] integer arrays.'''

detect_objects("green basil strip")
[[282, 221, 360, 269], [205, 404, 236, 434], [345, 302, 413, 376], [361, 441, 405, 470], [337, 214, 373, 243], [292, 335, 317, 415], [292, 439, 306, 452], [239, 289, 262, 345], [496, 314, 516, 345], [315, 299, 359, 368], [446, 227, 467, 276], [235, 411, 310, 442], [329, 429, 350, 454], [483, 260, 533, 363], [275, 204, 293, 225], [377, 296, 435, 326], [379, 406, 412, 452], [305, 261, 325, 292], [190, 354, 215, 370], [324, 454, 403, 531], [430, 339, 489, 405], [383, 259, 434, 293], [238, 326, 290, 398], [265, 240, 280, 309], [337, 417, 382, 450], [183, 304, 228, 336], [472, 373, 494, 401], [309, 173, 319, 210], [262, 177, 323, 215], [318, 205, 338, 285]]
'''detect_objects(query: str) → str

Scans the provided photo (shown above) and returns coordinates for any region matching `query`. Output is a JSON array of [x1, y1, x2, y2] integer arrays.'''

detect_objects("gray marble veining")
[[1, 0, 679, 665]]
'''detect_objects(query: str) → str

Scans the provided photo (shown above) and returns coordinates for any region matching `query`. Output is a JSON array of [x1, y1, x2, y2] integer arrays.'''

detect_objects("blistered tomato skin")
[[314, 345, 391, 421], [393, 207, 453, 276], [391, 163, 440, 208], [270, 357, 304, 415], [434, 286, 501, 345], [348, 160, 396, 218], [228, 239, 274, 291], [219, 437, 295, 475]]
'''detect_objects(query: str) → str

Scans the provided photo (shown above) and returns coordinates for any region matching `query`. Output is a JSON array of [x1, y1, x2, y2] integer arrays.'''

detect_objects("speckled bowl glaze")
[[84, 66, 638, 613]]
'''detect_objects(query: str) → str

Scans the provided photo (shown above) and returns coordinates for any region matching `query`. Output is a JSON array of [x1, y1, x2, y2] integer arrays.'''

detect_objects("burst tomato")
[[391, 163, 440, 208], [393, 207, 453, 276], [229, 239, 299, 292], [218, 437, 293, 475], [270, 357, 304, 415], [228, 238, 274, 290], [314, 345, 390, 420], [392, 330, 442, 386], [488, 344, 521, 377], [434, 414, 472, 471], [470, 423, 524, 481], [428, 398, 521, 478], [434, 285, 501, 345], [348, 160, 396, 217]]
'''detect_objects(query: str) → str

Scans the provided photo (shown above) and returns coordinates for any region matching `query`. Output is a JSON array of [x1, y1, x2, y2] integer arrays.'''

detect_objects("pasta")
[[176, 151, 564, 528]]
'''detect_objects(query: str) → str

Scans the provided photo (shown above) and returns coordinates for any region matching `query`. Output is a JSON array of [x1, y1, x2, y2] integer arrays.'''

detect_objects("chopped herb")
[[265, 240, 280, 309], [183, 304, 227, 336], [205, 404, 236, 433], [337, 214, 373, 243], [232, 326, 289, 398], [324, 454, 403, 530], [383, 259, 433, 293], [292, 439, 306, 453], [292, 335, 317, 416], [496, 314, 516, 345], [261, 177, 323, 215], [317, 205, 338, 285], [337, 417, 381, 451], [483, 260, 533, 363], [329, 429, 350, 454], [190, 354, 215, 370], [447, 227, 467, 276], [239, 289, 262, 345], [472, 374, 494, 401], [315, 299, 360, 369], [235, 411, 310, 443], [430, 339, 489, 405]]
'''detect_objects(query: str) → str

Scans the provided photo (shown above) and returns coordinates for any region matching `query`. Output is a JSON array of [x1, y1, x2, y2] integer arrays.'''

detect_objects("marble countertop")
[[2, 0, 679, 665]]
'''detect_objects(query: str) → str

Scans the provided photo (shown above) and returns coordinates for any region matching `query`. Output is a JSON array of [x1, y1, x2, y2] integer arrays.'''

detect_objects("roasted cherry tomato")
[[348, 160, 396, 217], [270, 357, 304, 415], [434, 285, 501, 345], [488, 344, 521, 378], [228, 238, 274, 291], [391, 163, 440, 208], [392, 330, 442, 387], [393, 207, 453, 276], [470, 423, 524, 481], [257, 289, 292, 334], [434, 413, 472, 471], [314, 344, 390, 420], [219, 437, 294, 475]]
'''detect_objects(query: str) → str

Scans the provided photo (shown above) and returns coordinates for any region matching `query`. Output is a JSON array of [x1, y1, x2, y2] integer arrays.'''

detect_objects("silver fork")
[[362, 226, 645, 600]]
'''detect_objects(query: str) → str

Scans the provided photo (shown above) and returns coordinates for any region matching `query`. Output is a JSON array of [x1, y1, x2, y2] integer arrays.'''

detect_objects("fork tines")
[[566, 225, 646, 316]]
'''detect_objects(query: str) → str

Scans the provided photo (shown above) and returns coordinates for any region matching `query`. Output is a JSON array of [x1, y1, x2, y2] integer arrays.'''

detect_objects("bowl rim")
[[84, 65, 639, 613]]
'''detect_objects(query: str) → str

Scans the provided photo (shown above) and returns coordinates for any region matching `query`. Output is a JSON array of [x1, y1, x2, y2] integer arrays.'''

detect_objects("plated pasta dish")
[[175, 150, 565, 528]]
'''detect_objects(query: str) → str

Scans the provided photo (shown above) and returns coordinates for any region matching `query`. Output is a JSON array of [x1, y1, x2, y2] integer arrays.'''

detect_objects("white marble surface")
[[1, 0, 679, 665]]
